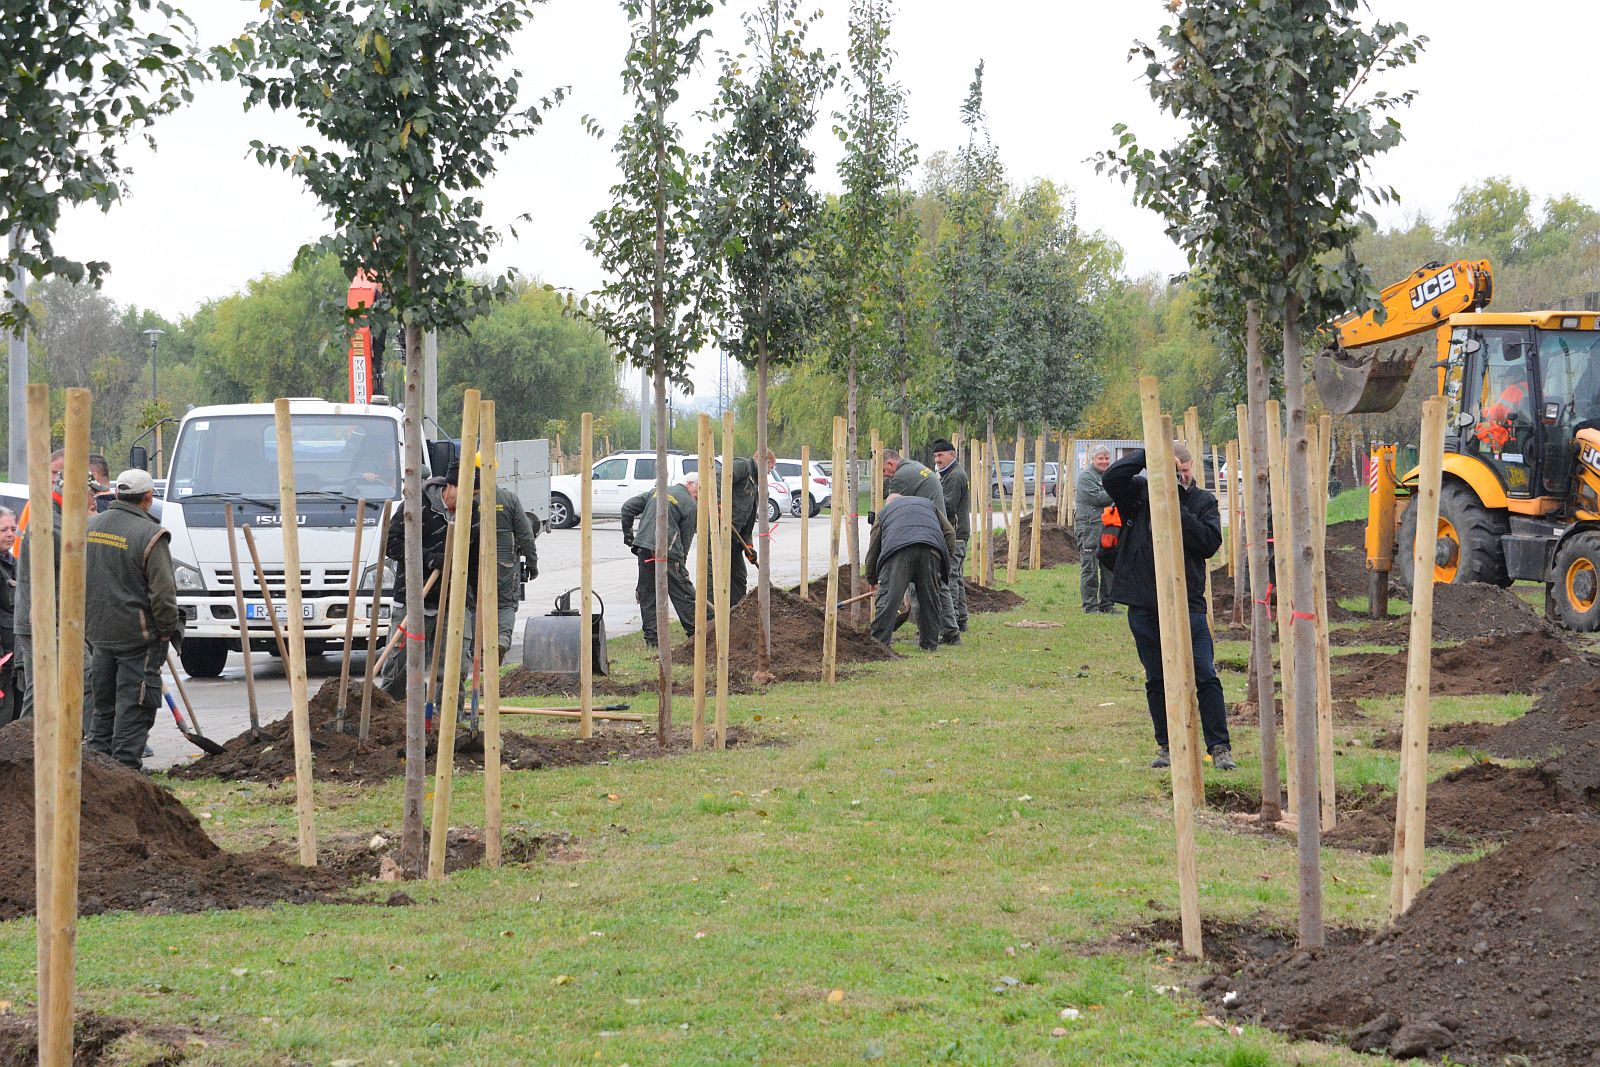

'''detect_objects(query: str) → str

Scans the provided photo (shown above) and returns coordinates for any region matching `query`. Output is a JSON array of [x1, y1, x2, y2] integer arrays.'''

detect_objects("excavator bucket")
[[1314, 340, 1432, 415]]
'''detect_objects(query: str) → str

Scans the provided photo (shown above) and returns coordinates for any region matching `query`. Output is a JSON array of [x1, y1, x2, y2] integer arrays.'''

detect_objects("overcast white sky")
[[51, 0, 1592, 400]]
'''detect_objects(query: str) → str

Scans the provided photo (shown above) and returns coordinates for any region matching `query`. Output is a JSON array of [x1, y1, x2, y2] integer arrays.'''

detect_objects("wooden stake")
[[335, 498, 366, 732], [27, 385, 59, 1041], [1392, 397, 1446, 917], [1265, 399, 1298, 809], [1058, 434, 1073, 528], [241, 525, 291, 663], [479, 400, 503, 868], [224, 504, 262, 738], [1311, 416, 1336, 831], [823, 416, 845, 685], [272, 398, 318, 865], [359, 500, 394, 742], [715, 413, 734, 746], [1224, 440, 1240, 584], [501, 706, 643, 723], [971, 439, 984, 585], [427, 524, 455, 708], [871, 428, 884, 514], [1029, 431, 1045, 571], [1165, 413, 1205, 803], [428, 390, 480, 881], [43, 388, 89, 1067], [580, 413, 595, 740], [1138, 378, 1203, 960], [798, 444, 810, 599], [1006, 427, 1025, 584], [692, 414, 712, 750]]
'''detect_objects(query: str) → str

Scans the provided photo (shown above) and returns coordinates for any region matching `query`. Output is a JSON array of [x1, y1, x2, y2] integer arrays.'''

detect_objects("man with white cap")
[[84, 468, 180, 770]]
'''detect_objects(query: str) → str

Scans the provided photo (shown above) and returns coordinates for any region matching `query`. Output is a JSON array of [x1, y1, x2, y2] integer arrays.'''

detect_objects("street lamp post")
[[142, 327, 165, 400]]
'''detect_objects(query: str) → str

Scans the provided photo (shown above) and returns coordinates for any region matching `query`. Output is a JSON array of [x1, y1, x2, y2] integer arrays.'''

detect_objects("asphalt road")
[[149, 510, 871, 770]]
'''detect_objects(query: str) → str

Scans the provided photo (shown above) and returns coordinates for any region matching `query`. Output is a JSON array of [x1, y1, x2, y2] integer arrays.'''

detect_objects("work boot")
[[1150, 747, 1171, 769], [642, 635, 658, 650], [940, 629, 961, 646], [1209, 744, 1238, 771]]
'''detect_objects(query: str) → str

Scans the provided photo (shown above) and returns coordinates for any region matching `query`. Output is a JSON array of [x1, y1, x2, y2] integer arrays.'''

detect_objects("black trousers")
[[872, 546, 944, 651], [1126, 605, 1230, 751], [637, 552, 697, 643], [86, 639, 166, 770]]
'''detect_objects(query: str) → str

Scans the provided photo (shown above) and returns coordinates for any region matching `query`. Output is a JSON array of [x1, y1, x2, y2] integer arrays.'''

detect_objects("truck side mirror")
[[1455, 411, 1477, 429], [426, 439, 457, 478], [129, 445, 149, 471]]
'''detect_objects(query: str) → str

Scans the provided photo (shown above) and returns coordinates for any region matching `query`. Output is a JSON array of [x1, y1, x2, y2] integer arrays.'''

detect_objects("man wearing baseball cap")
[[84, 468, 180, 770]]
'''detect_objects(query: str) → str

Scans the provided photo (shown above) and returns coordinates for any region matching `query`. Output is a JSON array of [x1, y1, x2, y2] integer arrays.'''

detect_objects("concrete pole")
[[7, 229, 27, 479], [423, 330, 439, 427]]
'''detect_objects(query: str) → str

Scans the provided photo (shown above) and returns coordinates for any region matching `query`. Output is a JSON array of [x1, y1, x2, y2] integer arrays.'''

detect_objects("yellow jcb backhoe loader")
[[1314, 259, 1600, 630]]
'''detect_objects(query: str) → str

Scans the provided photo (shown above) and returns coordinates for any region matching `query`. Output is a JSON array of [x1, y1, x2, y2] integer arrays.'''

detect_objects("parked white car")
[[778, 458, 832, 517], [548, 451, 787, 528]]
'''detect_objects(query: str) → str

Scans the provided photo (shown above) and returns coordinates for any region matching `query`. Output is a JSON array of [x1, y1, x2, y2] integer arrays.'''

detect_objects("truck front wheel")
[[549, 494, 577, 529], [179, 637, 230, 678], [1553, 532, 1600, 631]]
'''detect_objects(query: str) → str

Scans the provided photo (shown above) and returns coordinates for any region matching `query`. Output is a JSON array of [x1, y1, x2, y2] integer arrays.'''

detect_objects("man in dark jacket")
[[725, 451, 774, 607], [932, 439, 970, 634], [1103, 444, 1235, 771], [864, 492, 956, 652], [881, 448, 957, 645], [621, 477, 700, 648], [15, 462, 99, 728], [489, 482, 539, 660], [1074, 446, 1116, 613], [380, 462, 478, 699], [85, 470, 180, 770]]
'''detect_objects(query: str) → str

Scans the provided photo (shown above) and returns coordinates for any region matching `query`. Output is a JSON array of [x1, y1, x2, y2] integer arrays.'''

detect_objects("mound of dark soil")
[[1373, 720, 1504, 752], [1431, 582, 1558, 640], [1325, 518, 1364, 553], [1492, 655, 1600, 762], [1204, 780, 1374, 818], [0, 1012, 214, 1066], [1113, 916, 1364, 974], [798, 564, 1024, 614], [1216, 820, 1600, 1065], [1332, 629, 1573, 699], [1212, 583, 1361, 625], [990, 515, 1081, 568], [174, 678, 581, 783], [1322, 761, 1592, 853], [286, 825, 576, 883], [1227, 697, 1368, 726], [0, 720, 342, 919], [1323, 541, 1374, 601], [500, 667, 656, 699], [678, 587, 895, 686]]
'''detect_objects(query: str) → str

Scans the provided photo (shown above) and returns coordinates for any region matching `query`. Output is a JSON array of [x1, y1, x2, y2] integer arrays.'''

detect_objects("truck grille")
[[210, 566, 353, 596]]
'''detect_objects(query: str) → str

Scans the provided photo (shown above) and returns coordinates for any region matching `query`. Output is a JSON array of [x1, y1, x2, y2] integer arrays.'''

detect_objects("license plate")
[[246, 603, 315, 621]]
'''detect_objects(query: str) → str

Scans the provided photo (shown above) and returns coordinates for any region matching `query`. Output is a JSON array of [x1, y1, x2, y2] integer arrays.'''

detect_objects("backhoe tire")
[[1396, 479, 1509, 590], [1553, 532, 1600, 631]]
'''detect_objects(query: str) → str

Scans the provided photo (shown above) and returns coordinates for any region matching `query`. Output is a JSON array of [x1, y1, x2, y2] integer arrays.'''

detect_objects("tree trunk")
[[846, 352, 862, 627], [653, 360, 671, 746], [757, 345, 772, 668], [1281, 293, 1324, 949], [1243, 301, 1281, 825], [984, 415, 997, 585], [400, 244, 427, 877]]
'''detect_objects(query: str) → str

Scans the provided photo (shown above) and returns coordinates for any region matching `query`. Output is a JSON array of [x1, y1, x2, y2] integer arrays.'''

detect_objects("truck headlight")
[[174, 560, 206, 592], [360, 560, 395, 592]]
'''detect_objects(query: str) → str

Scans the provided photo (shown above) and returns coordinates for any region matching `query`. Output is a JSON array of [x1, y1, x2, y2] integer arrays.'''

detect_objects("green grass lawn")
[[0, 565, 1521, 1065]]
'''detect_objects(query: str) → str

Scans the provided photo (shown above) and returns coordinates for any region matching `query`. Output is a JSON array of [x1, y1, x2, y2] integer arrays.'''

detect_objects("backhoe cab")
[[1313, 260, 1600, 630]]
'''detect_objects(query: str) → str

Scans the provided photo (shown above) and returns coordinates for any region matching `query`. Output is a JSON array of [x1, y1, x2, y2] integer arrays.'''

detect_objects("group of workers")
[[614, 440, 974, 655], [0, 450, 183, 772]]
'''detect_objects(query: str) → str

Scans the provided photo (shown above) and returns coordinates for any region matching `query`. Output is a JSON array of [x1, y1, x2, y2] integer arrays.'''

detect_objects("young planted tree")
[[703, 0, 833, 663], [931, 64, 1010, 578], [1103, 0, 1421, 946], [587, 0, 717, 743], [817, 0, 915, 608], [227, 0, 564, 874]]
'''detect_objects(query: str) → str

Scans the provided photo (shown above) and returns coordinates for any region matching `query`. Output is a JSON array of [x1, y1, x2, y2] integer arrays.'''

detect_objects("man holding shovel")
[[84, 469, 181, 770], [380, 460, 478, 699]]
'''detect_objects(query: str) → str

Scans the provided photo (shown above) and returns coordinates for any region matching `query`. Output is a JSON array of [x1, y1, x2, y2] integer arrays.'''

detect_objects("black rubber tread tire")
[[549, 494, 577, 530], [767, 498, 781, 524], [809, 495, 821, 518], [1552, 531, 1600, 631], [1396, 478, 1510, 589], [179, 638, 229, 678], [789, 491, 804, 518]]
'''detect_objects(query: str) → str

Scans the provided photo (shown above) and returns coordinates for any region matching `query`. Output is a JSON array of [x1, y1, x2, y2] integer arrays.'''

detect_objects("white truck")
[[547, 449, 788, 529], [158, 399, 407, 677]]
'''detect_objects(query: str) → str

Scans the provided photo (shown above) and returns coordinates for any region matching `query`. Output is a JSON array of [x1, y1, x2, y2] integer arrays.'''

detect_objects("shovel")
[[161, 679, 226, 756], [164, 653, 227, 755]]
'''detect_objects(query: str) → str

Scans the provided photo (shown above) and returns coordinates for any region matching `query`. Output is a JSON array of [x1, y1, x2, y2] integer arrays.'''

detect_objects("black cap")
[[445, 460, 462, 485], [930, 439, 955, 454]]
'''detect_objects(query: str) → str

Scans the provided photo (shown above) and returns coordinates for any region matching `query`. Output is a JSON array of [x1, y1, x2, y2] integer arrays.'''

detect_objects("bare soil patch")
[[1110, 916, 1363, 974], [0, 1012, 215, 1066], [990, 515, 1080, 568], [1332, 629, 1573, 699], [1322, 760, 1593, 854], [0, 720, 342, 920], [276, 825, 577, 884], [1492, 655, 1600, 774], [669, 586, 896, 687], [1372, 720, 1504, 752], [797, 565, 1024, 614], [173, 678, 599, 784], [1213, 820, 1600, 1065]]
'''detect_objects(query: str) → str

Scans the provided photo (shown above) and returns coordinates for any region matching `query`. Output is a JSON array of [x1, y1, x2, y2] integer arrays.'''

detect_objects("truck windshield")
[[167, 414, 400, 502], [1540, 330, 1600, 425]]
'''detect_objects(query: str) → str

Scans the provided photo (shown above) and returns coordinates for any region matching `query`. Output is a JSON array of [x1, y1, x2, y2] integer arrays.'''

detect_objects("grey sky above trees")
[[48, 0, 1586, 397]]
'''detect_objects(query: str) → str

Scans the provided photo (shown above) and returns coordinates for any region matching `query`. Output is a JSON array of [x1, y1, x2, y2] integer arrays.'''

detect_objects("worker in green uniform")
[[881, 448, 957, 644], [84, 469, 181, 770], [725, 450, 775, 607], [621, 476, 701, 648], [864, 492, 957, 652], [932, 439, 970, 634]]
